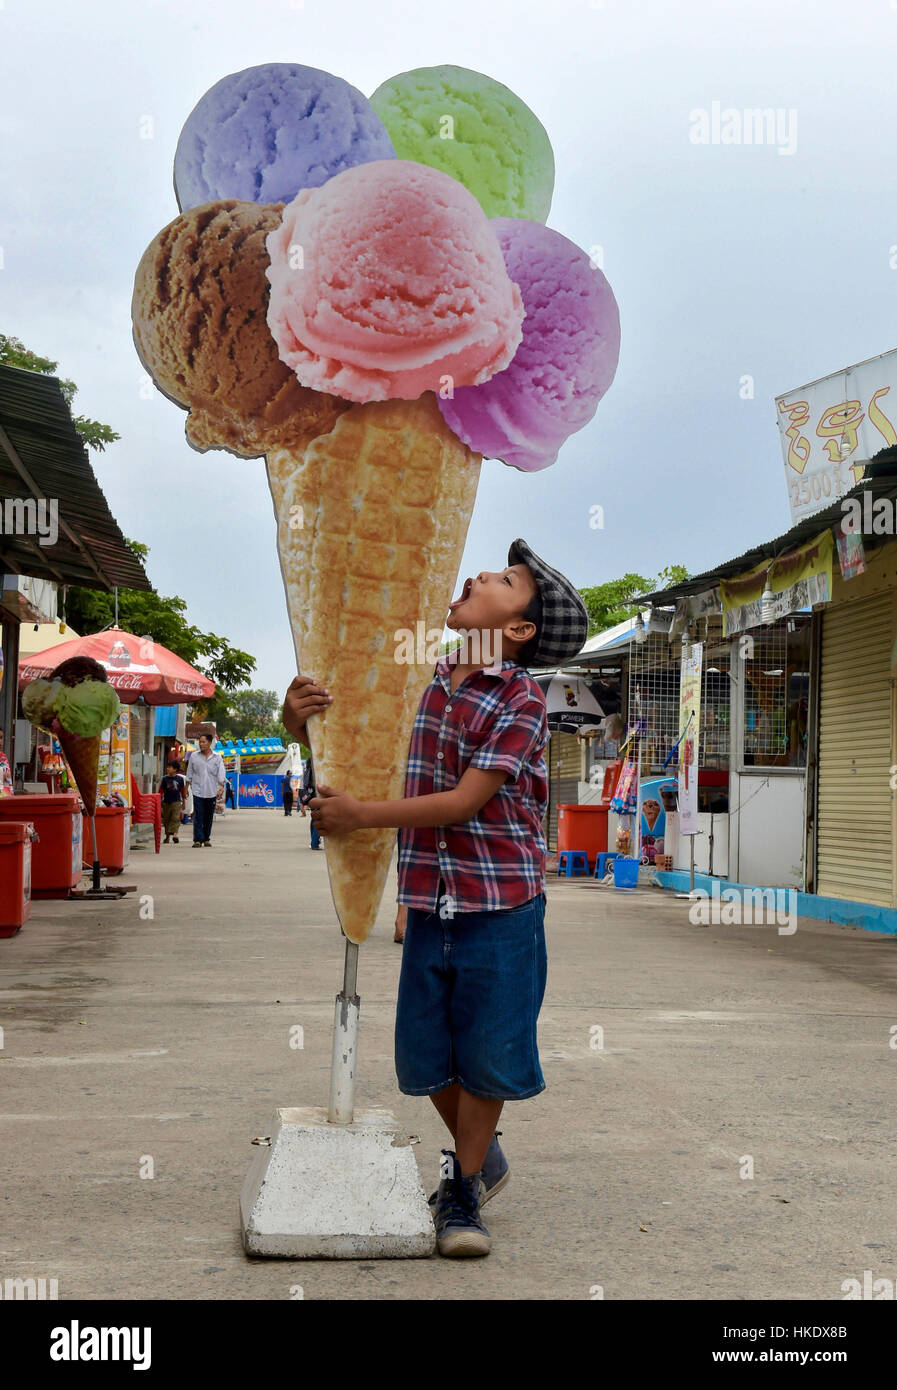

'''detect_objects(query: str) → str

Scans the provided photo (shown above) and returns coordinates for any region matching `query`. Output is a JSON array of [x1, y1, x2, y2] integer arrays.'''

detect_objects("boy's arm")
[[311, 766, 507, 836]]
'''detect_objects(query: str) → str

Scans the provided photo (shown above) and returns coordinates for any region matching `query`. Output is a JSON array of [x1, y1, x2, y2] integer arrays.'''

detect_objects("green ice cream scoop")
[[54, 680, 121, 737], [370, 64, 554, 222], [21, 678, 61, 727]]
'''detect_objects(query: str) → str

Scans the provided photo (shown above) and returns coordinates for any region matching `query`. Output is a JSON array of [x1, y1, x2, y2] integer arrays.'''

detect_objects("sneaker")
[[163, 836, 170, 844], [428, 1131, 508, 1208], [431, 1150, 490, 1257], [203, 840, 212, 847], [173, 836, 179, 843], [192, 842, 203, 848]]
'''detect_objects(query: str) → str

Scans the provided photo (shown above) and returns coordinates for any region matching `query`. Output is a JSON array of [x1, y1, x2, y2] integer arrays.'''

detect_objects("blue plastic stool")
[[593, 851, 619, 879], [557, 850, 589, 877]]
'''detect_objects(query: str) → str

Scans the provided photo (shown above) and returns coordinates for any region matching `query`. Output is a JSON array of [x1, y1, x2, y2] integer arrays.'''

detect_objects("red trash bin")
[[82, 805, 131, 873], [0, 821, 34, 937], [0, 793, 82, 899], [557, 804, 609, 866]]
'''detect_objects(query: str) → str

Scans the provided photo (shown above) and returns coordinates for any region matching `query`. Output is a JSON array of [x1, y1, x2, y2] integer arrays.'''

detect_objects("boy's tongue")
[[449, 577, 473, 611]]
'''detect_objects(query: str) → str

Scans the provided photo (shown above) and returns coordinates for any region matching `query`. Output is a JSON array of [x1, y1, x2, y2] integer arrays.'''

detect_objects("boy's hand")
[[309, 784, 364, 835], [282, 674, 333, 743]]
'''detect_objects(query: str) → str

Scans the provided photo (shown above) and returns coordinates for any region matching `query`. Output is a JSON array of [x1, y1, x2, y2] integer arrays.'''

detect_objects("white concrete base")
[[240, 1106, 435, 1259]]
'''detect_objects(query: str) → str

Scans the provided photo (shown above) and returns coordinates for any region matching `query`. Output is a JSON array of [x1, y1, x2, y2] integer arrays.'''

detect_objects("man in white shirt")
[[186, 732, 226, 848]]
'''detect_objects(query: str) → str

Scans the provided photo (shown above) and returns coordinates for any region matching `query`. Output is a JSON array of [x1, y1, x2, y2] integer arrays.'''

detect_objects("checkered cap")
[[508, 538, 589, 667]]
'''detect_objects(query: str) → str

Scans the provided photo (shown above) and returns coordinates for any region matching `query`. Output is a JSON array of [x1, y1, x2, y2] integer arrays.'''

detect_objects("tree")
[[64, 540, 255, 691], [206, 688, 282, 741], [0, 334, 120, 451], [578, 565, 689, 638]]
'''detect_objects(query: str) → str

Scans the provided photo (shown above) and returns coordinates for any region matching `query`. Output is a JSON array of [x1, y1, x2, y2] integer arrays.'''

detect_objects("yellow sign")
[[720, 530, 833, 636], [98, 707, 131, 804]]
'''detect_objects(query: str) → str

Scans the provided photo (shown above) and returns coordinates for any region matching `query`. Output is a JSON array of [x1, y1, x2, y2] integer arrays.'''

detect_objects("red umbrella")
[[18, 627, 215, 705]]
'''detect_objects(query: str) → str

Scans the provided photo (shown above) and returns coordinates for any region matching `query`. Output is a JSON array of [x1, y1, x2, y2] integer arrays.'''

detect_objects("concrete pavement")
[[1, 808, 896, 1301]]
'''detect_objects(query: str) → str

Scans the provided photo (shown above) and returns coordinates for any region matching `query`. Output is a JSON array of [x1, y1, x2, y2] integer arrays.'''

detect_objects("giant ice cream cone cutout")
[[132, 60, 622, 1257], [22, 657, 121, 815]]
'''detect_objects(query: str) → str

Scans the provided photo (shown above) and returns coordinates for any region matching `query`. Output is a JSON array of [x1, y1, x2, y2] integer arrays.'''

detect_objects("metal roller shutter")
[[546, 732, 582, 851], [816, 592, 894, 905]]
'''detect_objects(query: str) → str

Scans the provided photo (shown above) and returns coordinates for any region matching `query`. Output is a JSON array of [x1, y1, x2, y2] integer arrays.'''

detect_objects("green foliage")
[[64, 540, 255, 694], [0, 334, 120, 451], [655, 564, 689, 591], [209, 688, 286, 742], [578, 565, 689, 637]]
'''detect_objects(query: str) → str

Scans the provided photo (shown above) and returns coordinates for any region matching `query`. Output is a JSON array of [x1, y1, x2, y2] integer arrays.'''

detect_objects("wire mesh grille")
[[741, 619, 810, 766], [627, 629, 731, 773]]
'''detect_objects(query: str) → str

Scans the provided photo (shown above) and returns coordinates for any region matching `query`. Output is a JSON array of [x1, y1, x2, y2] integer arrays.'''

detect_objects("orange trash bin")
[[0, 821, 34, 937], [0, 793, 82, 899], [557, 804, 609, 866], [82, 805, 131, 873]]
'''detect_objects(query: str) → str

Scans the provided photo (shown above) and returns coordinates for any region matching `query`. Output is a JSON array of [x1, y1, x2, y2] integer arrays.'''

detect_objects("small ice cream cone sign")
[[22, 657, 121, 815]]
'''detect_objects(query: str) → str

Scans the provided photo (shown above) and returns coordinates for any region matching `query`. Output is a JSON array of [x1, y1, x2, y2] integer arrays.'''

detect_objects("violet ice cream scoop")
[[438, 218, 621, 471]]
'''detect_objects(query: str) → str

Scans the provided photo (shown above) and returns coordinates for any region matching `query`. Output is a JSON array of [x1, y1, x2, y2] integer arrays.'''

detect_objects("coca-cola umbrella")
[[18, 627, 215, 705]]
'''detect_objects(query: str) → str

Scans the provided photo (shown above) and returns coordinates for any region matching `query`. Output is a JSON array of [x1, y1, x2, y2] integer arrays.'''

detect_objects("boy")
[[158, 759, 186, 844], [283, 540, 587, 1258]]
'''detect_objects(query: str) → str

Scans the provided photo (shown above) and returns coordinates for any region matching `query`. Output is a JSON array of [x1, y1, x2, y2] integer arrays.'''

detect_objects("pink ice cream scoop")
[[438, 219, 621, 471], [265, 159, 524, 403]]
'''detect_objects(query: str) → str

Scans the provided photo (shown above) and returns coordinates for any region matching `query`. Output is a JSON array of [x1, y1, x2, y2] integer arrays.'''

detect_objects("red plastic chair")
[[130, 774, 162, 853]]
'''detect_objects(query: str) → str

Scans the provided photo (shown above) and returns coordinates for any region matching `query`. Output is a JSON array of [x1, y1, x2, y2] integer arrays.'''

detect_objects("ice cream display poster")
[[132, 60, 622, 944]]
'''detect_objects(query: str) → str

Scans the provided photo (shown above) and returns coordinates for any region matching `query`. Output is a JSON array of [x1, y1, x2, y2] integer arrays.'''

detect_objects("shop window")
[[741, 619, 810, 769]]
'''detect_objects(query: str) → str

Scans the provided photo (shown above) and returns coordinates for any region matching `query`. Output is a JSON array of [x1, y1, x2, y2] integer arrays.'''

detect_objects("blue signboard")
[[236, 772, 282, 808]]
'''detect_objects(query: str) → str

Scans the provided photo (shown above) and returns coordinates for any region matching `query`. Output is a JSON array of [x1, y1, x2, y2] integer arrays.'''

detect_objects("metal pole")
[[328, 939, 360, 1125], [89, 813, 101, 892], [689, 832, 695, 897]]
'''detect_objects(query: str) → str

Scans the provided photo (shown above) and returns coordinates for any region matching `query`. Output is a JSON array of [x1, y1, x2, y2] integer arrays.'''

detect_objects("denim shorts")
[[394, 888, 548, 1101]]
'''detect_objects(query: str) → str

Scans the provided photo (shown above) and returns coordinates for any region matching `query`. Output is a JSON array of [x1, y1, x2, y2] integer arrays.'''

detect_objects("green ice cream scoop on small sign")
[[21, 678, 61, 727], [54, 681, 121, 737], [369, 64, 554, 223]]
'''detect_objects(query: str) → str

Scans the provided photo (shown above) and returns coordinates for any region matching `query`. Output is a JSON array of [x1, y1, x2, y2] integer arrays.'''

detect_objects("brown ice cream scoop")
[[131, 200, 348, 458], [54, 656, 109, 686]]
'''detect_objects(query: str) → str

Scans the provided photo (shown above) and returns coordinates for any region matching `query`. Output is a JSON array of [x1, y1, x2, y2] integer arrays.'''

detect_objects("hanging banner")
[[719, 530, 833, 635], [776, 349, 897, 524], [836, 530, 865, 580], [98, 707, 131, 804], [678, 642, 703, 836]]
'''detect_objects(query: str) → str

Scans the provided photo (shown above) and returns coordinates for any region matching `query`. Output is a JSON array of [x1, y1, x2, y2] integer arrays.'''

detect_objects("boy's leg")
[[429, 1082, 460, 1139], [455, 1090, 504, 1177]]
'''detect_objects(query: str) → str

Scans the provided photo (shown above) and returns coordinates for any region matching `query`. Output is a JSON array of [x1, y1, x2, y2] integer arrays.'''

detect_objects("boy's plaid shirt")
[[397, 654, 549, 913]]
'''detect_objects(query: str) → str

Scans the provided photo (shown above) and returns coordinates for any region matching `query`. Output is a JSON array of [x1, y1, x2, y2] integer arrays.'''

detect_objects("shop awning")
[[0, 364, 151, 592], [635, 453, 897, 607]]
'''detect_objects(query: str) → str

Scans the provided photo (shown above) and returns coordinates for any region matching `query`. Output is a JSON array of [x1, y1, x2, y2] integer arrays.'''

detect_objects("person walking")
[[297, 755, 321, 848], [282, 775, 294, 816], [185, 732, 225, 848], [158, 758, 187, 844]]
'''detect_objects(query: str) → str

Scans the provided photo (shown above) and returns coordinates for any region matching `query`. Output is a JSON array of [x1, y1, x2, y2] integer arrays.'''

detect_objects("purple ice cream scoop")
[[438, 219, 621, 471], [174, 63, 396, 211]]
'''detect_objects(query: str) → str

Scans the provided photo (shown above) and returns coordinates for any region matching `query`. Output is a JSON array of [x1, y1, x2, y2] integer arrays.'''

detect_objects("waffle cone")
[[269, 393, 481, 944], [57, 729, 102, 816]]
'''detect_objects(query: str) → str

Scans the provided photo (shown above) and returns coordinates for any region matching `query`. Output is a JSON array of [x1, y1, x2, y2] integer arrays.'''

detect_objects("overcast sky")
[[3, 0, 896, 697]]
